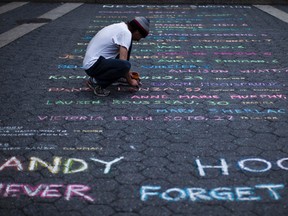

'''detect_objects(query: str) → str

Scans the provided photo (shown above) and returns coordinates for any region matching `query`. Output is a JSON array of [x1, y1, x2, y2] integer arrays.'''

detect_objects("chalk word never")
[[0, 183, 94, 202], [140, 184, 283, 202], [0, 156, 124, 174]]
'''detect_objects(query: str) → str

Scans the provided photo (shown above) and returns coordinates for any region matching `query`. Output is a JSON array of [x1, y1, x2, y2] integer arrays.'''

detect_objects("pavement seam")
[[254, 5, 288, 23], [0, 3, 83, 49]]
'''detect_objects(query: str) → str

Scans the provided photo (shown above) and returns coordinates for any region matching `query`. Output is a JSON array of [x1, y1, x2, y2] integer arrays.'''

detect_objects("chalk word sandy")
[[0, 156, 124, 175], [140, 184, 283, 202], [0, 183, 94, 202]]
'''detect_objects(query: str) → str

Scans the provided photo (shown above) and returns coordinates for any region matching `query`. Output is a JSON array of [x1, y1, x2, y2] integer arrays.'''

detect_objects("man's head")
[[128, 17, 150, 41]]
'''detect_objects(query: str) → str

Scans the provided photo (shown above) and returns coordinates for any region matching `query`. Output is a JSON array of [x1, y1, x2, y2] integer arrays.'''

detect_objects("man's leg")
[[93, 58, 131, 88]]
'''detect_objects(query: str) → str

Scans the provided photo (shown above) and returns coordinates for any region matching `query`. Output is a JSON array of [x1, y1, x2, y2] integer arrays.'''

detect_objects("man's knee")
[[121, 61, 131, 72]]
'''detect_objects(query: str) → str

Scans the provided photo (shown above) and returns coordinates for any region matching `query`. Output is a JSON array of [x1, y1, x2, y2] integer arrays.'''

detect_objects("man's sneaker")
[[112, 77, 129, 86], [87, 78, 110, 96], [87, 77, 97, 89], [93, 85, 110, 97]]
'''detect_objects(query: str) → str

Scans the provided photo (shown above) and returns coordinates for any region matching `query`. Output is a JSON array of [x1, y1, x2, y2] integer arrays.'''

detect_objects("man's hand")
[[129, 79, 139, 87]]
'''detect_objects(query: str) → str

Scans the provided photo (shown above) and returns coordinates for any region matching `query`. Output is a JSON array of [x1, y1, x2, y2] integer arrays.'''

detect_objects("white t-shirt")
[[83, 22, 132, 70]]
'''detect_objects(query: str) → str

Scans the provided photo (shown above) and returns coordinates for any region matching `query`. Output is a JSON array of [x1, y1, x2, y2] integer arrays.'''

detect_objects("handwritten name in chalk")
[[131, 95, 169, 99], [114, 116, 153, 121], [57, 64, 83, 69], [38, 116, 103, 121], [201, 82, 281, 87], [48, 87, 91, 92], [198, 5, 251, 8], [59, 54, 83, 59], [98, 11, 141, 14], [169, 69, 228, 73], [140, 76, 203, 80], [46, 100, 101, 105], [143, 64, 207, 69], [212, 23, 248, 27], [157, 109, 195, 114], [178, 95, 220, 99], [63, 147, 103, 151], [214, 52, 272, 56], [131, 55, 184, 59], [117, 87, 201, 93], [102, 5, 180, 8], [209, 108, 286, 114], [140, 184, 283, 202], [152, 82, 201, 87], [240, 116, 278, 120], [0, 156, 124, 175], [158, 33, 262, 37], [215, 77, 245, 80], [154, 27, 251, 32], [0, 183, 94, 202], [163, 115, 234, 121], [155, 23, 204, 27], [129, 94, 220, 100], [49, 75, 88, 80], [112, 100, 196, 105], [155, 39, 190, 42], [158, 57, 205, 61], [73, 48, 85, 53], [241, 101, 274, 105], [154, 52, 201, 56], [191, 45, 245, 49], [230, 94, 287, 100], [215, 59, 278, 64], [240, 67, 288, 73], [199, 39, 272, 43], [76, 42, 88, 46]]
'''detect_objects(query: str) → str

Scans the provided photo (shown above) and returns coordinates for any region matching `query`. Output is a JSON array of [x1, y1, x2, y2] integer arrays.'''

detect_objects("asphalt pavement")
[[0, 2, 288, 216]]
